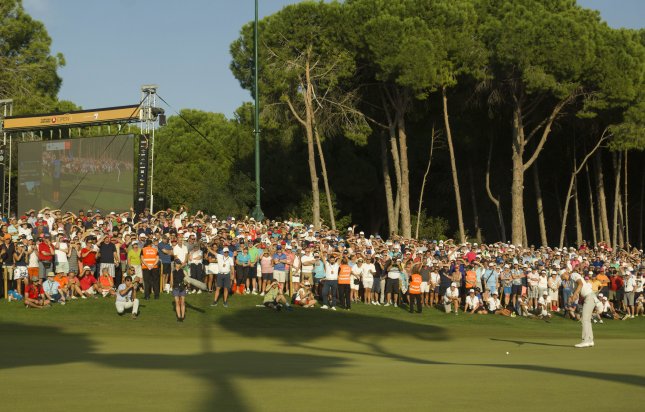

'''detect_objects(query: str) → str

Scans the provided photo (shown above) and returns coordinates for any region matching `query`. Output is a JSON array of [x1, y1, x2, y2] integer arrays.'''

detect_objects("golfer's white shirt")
[[571, 272, 593, 298], [217, 255, 233, 274]]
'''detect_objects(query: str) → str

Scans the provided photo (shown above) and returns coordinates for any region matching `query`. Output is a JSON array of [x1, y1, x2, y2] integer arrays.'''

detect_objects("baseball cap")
[[469, 289, 474, 293], [450, 282, 457, 287], [223, 247, 229, 252], [83, 266, 91, 271]]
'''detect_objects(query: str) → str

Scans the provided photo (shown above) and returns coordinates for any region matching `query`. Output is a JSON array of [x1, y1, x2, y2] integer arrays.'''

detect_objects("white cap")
[[450, 282, 457, 287], [222, 247, 229, 252], [469, 289, 474, 293]]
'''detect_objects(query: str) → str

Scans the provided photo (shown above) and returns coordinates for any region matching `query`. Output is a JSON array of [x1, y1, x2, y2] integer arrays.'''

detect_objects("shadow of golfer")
[[489, 338, 572, 348]]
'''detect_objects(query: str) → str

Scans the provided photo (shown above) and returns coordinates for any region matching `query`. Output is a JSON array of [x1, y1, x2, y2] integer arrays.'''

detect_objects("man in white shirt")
[[537, 291, 551, 318], [115, 276, 139, 319], [465, 289, 482, 314], [568, 271, 596, 348], [212, 247, 233, 307], [321, 254, 339, 310], [443, 282, 460, 314], [623, 271, 636, 319]]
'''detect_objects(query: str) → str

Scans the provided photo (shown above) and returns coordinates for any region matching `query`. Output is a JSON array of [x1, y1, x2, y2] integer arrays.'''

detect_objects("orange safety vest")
[[409, 273, 422, 294], [465, 270, 477, 288], [141, 246, 158, 269], [338, 264, 352, 284]]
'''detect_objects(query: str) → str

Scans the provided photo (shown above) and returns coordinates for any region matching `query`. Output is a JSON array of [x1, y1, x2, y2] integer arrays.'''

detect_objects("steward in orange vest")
[[141, 240, 160, 299], [338, 262, 352, 309], [409, 273, 422, 313]]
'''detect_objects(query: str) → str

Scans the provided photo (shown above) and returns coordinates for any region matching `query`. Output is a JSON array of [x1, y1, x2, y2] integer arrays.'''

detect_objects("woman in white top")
[[361, 257, 376, 304], [350, 257, 362, 302], [54, 238, 70, 274]]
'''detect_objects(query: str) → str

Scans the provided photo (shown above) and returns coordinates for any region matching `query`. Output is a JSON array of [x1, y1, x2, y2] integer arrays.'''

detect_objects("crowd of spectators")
[[2, 206, 644, 322]]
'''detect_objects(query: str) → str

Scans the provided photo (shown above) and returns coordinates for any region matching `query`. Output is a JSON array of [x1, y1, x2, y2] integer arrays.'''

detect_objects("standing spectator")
[[127, 241, 143, 280], [408, 269, 422, 313], [204, 242, 218, 293], [527, 269, 540, 311], [420, 261, 432, 307], [499, 266, 513, 308], [337, 257, 352, 310], [361, 256, 376, 304], [54, 237, 70, 275], [623, 271, 636, 319], [67, 238, 80, 274], [172, 259, 186, 322], [548, 272, 561, 312], [384, 259, 402, 307], [187, 239, 204, 294], [372, 255, 385, 305], [259, 249, 274, 296], [212, 247, 233, 307], [97, 235, 118, 278], [38, 235, 55, 279], [12, 242, 28, 297], [235, 245, 250, 294], [272, 245, 288, 294], [79, 237, 98, 275], [141, 240, 160, 300], [115, 276, 139, 319], [321, 253, 339, 310], [157, 235, 173, 293], [349, 256, 362, 303]]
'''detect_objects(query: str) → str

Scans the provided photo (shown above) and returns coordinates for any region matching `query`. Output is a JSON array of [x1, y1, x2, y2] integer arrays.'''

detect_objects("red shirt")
[[26, 284, 43, 299], [79, 274, 97, 291], [81, 247, 97, 266], [38, 242, 54, 262]]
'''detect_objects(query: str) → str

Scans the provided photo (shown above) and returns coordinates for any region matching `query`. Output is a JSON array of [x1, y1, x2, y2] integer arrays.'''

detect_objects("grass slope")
[[1, 294, 643, 412]]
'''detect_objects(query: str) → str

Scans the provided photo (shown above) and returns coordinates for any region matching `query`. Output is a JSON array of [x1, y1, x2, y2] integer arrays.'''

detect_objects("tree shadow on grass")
[[216, 309, 645, 389], [0, 322, 345, 411]]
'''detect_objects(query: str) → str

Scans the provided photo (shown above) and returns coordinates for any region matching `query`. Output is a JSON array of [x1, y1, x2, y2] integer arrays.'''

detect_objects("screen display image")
[[18, 135, 135, 213]]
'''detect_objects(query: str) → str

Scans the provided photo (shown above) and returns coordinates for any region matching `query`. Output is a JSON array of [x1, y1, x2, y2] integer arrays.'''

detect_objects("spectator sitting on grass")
[[565, 299, 580, 321], [443, 282, 460, 315], [78, 266, 99, 298], [263, 280, 291, 311], [465, 289, 486, 314], [98, 267, 116, 297], [537, 291, 551, 319], [517, 294, 531, 317], [295, 281, 316, 308], [24, 276, 49, 309], [42, 271, 65, 305]]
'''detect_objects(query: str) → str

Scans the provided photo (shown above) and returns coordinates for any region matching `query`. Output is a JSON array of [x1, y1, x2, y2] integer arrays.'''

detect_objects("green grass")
[[1, 294, 644, 412]]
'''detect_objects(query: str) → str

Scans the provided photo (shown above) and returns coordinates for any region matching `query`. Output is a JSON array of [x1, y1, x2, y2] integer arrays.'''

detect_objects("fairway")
[[1, 296, 643, 412]]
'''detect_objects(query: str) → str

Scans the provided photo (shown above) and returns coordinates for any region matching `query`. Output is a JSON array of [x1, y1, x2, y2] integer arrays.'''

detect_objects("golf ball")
[[506, 352, 509, 355]]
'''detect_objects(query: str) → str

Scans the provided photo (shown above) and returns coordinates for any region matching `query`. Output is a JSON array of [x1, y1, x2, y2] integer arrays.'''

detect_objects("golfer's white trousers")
[[581, 294, 595, 343], [116, 299, 140, 314]]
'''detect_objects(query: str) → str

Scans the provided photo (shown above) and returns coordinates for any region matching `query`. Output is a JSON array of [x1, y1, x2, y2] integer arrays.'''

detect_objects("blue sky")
[[23, 0, 644, 118]]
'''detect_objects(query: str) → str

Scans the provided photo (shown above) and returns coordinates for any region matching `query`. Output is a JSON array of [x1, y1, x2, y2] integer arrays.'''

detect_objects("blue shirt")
[[273, 253, 287, 271], [236, 252, 250, 265], [157, 242, 172, 264], [313, 261, 326, 279]]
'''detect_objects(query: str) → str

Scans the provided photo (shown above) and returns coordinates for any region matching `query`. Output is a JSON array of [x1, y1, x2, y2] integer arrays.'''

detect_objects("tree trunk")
[[584, 164, 598, 246], [396, 109, 412, 238], [485, 137, 506, 242], [379, 131, 396, 237], [574, 176, 583, 247], [623, 150, 629, 248], [304, 60, 320, 229], [314, 126, 335, 230], [612, 152, 622, 249], [638, 156, 645, 249], [442, 87, 466, 243], [532, 162, 548, 246], [468, 163, 482, 243], [390, 133, 402, 233], [415, 126, 435, 240], [511, 107, 525, 246], [595, 151, 611, 246], [558, 133, 606, 248]]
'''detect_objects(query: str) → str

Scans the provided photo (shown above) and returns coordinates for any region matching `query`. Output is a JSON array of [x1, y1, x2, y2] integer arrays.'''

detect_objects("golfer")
[[568, 271, 596, 348], [172, 259, 186, 322]]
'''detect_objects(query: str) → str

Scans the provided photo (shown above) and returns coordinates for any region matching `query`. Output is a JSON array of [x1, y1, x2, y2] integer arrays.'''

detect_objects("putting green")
[[1, 294, 643, 412]]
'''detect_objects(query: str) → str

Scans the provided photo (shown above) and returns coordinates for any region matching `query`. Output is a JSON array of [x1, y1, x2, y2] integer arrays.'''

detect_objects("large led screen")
[[18, 135, 134, 213]]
